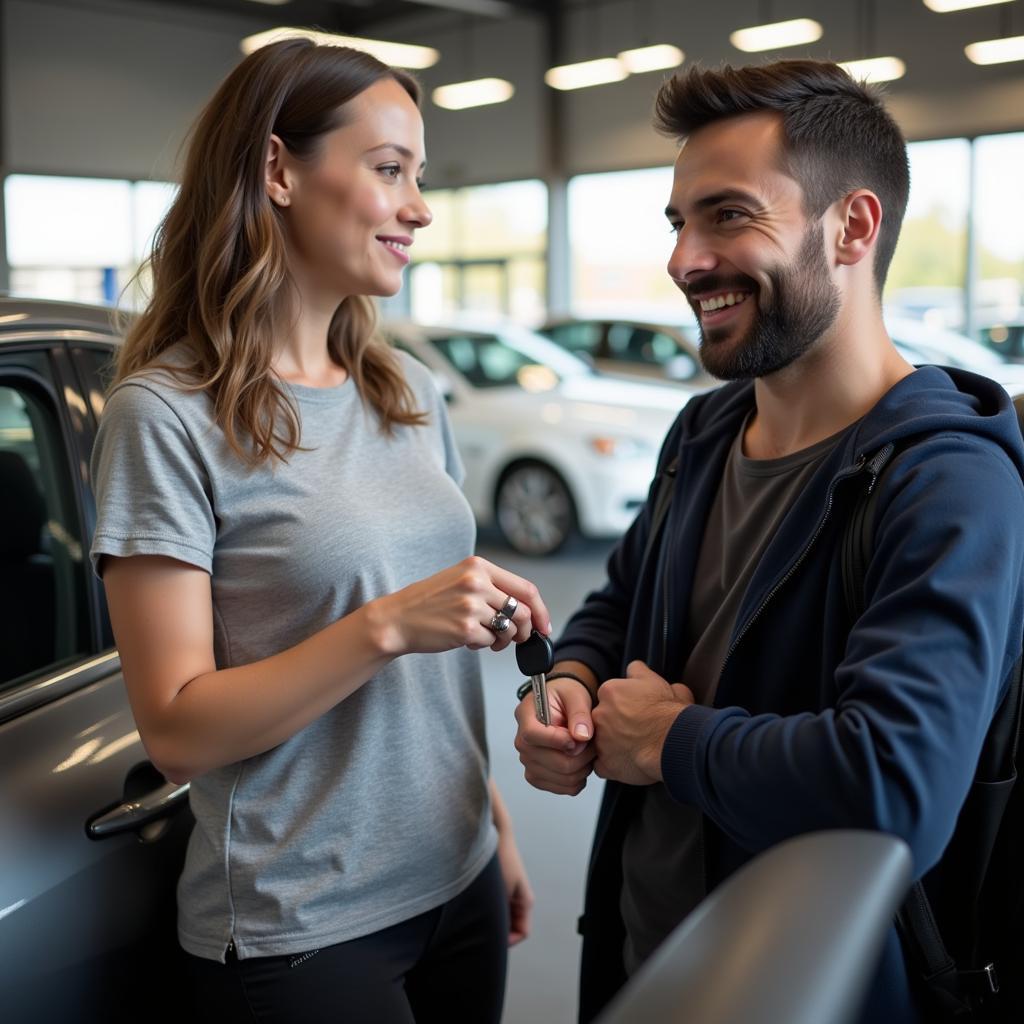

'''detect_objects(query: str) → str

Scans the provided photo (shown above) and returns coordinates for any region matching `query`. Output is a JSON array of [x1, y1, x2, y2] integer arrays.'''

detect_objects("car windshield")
[[428, 327, 593, 390]]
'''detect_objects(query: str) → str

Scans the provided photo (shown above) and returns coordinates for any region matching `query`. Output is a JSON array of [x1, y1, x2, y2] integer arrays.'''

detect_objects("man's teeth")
[[699, 292, 749, 312]]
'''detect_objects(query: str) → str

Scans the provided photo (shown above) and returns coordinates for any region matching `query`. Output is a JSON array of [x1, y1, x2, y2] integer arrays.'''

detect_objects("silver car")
[[538, 316, 720, 389], [0, 298, 192, 1023]]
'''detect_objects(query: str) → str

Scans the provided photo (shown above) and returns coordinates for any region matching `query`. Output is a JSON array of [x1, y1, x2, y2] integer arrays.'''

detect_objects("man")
[[513, 60, 1024, 1022]]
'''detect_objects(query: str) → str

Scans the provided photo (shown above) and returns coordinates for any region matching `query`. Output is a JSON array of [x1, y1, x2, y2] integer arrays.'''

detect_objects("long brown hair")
[[654, 60, 909, 294], [117, 38, 427, 463]]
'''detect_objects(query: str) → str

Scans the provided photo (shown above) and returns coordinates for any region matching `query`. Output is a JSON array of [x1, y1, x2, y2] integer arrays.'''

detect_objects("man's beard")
[[690, 222, 841, 381]]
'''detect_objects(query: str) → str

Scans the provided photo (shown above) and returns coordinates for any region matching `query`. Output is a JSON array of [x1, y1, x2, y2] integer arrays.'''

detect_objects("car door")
[[0, 339, 192, 1024]]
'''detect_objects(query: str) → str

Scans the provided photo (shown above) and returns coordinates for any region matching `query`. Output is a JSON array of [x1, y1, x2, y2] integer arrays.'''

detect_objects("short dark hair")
[[654, 60, 909, 294]]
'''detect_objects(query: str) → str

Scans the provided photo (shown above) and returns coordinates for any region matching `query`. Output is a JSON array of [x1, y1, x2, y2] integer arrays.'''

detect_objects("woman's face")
[[269, 77, 432, 304]]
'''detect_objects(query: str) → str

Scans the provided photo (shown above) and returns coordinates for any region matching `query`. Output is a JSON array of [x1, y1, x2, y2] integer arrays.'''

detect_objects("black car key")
[[516, 630, 554, 726]]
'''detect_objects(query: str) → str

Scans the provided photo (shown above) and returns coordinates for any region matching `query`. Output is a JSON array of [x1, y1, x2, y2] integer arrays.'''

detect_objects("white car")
[[383, 320, 693, 556], [886, 315, 1024, 397]]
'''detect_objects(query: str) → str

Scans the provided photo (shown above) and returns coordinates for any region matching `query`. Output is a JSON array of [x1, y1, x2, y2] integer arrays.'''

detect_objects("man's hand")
[[592, 661, 693, 785], [514, 677, 597, 795]]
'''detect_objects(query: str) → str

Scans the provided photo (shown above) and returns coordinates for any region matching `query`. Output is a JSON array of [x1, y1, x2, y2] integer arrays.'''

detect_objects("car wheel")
[[495, 461, 576, 556]]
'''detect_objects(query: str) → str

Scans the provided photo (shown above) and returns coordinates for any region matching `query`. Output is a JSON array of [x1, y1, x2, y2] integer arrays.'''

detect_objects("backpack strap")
[[841, 437, 1024, 1016]]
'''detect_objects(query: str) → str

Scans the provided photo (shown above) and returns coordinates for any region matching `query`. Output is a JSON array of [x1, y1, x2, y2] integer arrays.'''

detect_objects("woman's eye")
[[379, 164, 401, 179]]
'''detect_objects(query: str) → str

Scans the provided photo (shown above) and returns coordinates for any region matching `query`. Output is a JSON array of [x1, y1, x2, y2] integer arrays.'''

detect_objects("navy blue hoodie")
[[557, 365, 1024, 1022]]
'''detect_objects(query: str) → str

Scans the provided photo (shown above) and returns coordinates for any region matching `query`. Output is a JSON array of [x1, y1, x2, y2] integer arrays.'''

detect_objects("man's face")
[[665, 111, 840, 380]]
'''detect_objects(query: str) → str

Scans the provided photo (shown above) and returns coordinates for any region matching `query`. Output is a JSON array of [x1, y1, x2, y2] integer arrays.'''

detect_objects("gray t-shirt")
[[90, 348, 497, 961], [620, 417, 848, 973]]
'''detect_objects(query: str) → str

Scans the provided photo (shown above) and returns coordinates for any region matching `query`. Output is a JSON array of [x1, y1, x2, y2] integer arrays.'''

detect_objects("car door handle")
[[87, 781, 190, 839]]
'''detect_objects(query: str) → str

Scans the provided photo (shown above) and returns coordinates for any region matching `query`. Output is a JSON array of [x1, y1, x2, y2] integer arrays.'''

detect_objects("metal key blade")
[[516, 631, 554, 726]]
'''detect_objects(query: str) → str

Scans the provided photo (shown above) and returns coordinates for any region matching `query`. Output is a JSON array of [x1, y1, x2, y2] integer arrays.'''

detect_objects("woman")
[[90, 38, 545, 1023]]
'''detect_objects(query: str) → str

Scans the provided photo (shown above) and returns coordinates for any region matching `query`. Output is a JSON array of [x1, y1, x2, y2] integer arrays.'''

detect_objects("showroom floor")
[[476, 532, 615, 1024]]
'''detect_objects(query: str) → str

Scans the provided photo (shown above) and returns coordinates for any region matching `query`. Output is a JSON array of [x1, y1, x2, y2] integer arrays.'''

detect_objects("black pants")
[[186, 854, 509, 1023]]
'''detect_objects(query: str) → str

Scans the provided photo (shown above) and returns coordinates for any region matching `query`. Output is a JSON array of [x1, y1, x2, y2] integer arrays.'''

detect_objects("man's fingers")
[[670, 682, 695, 703], [551, 678, 595, 742]]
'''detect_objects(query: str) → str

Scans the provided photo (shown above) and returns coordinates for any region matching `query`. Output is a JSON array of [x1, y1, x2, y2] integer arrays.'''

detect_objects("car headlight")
[[588, 435, 654, 458]]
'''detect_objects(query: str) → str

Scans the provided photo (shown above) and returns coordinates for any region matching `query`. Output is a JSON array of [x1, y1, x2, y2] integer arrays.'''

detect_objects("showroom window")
[[568, 166, 697, 329], [973, 132, 1024, 358], [0, 380, 88, 690], [5, 174, 177, 308], [408, 179, 547, 325], [885, 138, 972, 328]]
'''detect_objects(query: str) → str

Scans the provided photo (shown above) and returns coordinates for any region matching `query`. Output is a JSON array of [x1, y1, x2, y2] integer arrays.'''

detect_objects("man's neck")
[[743, 306, 915, 460]]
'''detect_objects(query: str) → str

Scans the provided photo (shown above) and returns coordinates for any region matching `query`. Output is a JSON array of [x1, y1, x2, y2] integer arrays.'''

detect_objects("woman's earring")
[[275, 193, 289, 207]]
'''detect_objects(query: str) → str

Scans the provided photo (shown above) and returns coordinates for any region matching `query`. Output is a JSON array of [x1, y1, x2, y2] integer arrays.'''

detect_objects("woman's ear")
[[265, 134, 292, 208], [834, 189, 882, 269]]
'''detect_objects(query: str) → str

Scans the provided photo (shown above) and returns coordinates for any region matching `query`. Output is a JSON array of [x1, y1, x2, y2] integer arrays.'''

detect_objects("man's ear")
[[265, 134, 293, 208], [833, 189, 882, 269]]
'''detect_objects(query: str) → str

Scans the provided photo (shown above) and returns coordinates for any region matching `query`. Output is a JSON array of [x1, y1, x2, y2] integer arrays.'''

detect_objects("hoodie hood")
[[682, 365, 1024, 486]]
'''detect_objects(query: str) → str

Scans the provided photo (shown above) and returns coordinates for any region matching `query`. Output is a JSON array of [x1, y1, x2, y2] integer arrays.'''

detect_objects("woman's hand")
[[368, 556, 552, 657], [491, 781, 534, 946]]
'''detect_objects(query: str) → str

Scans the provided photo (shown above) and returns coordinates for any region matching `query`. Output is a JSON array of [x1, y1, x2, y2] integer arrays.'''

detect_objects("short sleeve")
[[395, 349, 466, 488], [90, 381, 216, 577]]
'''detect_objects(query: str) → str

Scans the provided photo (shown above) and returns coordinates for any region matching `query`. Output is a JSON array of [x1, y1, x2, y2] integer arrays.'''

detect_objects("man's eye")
[[717, 208, 746, 223], [667, 222, 683, 235]]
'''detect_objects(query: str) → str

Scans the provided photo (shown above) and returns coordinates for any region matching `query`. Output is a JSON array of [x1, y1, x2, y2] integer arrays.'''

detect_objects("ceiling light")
[[966, 33, 1024, 63], [617, 44, 685, 73], [924, 0, 1014, 11], [432, 77, 515, 109], [839, 56, 907, 82], [544, 57, 629, 90], [240, 28, 440, 69], [243, 0, 291, 6], [729, 18, 824, 52]]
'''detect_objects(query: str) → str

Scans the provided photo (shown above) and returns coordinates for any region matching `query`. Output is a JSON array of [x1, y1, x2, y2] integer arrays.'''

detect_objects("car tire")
[[495, 461, 577, 557]]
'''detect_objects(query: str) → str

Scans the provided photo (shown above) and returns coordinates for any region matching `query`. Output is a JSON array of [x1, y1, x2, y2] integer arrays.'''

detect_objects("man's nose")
[[667, 228, 717, 286]]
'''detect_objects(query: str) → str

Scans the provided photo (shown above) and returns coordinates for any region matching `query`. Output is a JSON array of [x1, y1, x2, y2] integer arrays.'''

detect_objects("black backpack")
[[842, 405, 1024, 1023]]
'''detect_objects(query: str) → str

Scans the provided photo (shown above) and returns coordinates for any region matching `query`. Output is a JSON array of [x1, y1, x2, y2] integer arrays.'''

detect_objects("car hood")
[[557, 374, 697, 412]]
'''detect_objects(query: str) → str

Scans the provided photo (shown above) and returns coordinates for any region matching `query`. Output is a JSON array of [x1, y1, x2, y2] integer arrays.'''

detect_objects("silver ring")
[[489, 613, 511, 634], [499, 595, 519, 619]]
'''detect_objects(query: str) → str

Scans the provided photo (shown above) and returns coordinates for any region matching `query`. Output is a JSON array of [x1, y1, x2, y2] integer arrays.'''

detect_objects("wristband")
[[517, 672, 597, 707]]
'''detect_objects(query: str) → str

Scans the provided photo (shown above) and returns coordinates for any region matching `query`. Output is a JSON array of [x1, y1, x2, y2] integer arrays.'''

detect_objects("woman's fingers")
[[476, 559, 553, 635]]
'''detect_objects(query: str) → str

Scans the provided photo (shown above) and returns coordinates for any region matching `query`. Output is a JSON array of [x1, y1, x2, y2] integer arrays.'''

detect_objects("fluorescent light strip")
[[240, 28, 439, 69], [966, 33, 1024, 63], [432, 77, 514, 109], [924, 0, 1014, 12], [839, 56, 907, 82], [730, 18, 824, 53], [544, 57, 629, 90], [617, 44, 684, 73]]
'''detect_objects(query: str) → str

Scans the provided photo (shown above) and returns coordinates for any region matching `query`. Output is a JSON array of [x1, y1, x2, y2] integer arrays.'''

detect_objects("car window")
[[72, 344, 117, 423], [545, 322, 602, 355], [0, 381, 89, 690], [429, 333, 541, 389]]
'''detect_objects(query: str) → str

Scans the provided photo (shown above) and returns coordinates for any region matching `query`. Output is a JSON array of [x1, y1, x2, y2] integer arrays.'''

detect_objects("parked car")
[[540, 311, 1024, 399], [886, 314, 1024, 396], [538, 316, 720, 389], [978, 320, 1024, 364], [0, 298, 192, 1024], [384, 319, 693, 556]]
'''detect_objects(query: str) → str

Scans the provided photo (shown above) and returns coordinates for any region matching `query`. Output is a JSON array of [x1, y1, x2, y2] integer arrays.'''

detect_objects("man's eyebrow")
[[366, 142, 427, 172], [665, 188, 765, 220]]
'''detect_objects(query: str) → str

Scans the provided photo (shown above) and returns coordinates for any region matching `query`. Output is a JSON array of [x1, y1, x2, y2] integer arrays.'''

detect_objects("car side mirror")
[[433, 371, 456, 404]]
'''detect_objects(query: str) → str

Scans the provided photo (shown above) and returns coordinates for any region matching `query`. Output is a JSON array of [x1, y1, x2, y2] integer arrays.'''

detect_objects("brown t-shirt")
[[620, 416, 850, 974]]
